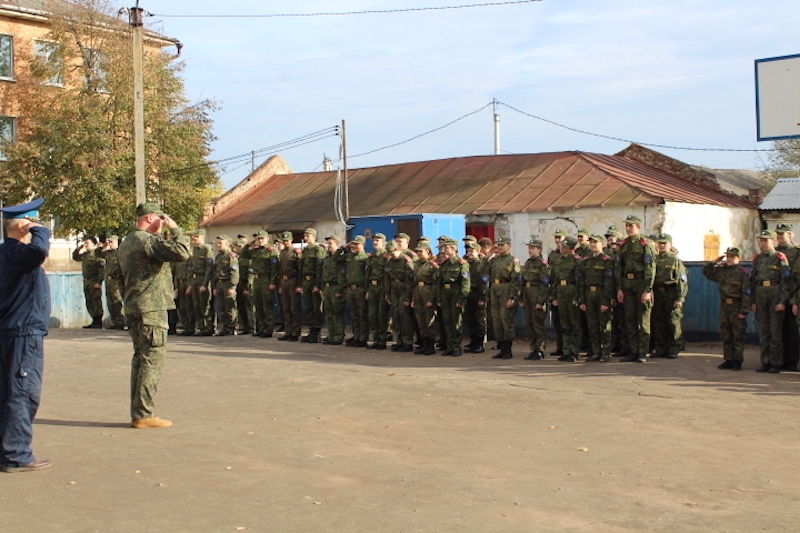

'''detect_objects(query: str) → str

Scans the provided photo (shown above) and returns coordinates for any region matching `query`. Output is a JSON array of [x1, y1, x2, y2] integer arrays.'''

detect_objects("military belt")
[[393, 279, 404, 283], [625, 272, 642, 280], [418, 282, 428, 287], [325, 282, 333, 287], [282, 275, 296, 281], [254, 273, 268, 279], [443, 283, 452, 289], [107, 276, 114, 280], [350, 284, 364, 290], [370, 280, 379, 285], [589, 286, 599, 292], [559, 280, 573, 286], [760, 280, 773, 287], [304, 276, 313, 281], [191, 273, 200, 279], [525, 282, 533, 288], [494, 279, 508, 284], [724, 298, 740, 304]]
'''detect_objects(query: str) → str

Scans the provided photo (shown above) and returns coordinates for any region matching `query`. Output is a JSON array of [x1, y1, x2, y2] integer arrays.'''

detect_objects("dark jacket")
[[0, 226, 52, 337]]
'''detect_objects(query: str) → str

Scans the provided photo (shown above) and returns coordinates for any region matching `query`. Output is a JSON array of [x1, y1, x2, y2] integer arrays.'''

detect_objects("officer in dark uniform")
[[0, 198, 52, 472]]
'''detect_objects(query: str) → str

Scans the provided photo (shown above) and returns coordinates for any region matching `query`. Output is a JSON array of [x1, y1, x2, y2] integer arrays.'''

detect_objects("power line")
[[150, 0, 543, 19], [497, 101, 778, 153]]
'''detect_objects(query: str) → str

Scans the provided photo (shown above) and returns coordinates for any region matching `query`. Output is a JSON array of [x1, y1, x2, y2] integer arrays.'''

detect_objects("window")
[[0, 34, 13, 80], [35, 40, 64, 86], [82, 47, 108, 92], [0, 116, 16, 161]]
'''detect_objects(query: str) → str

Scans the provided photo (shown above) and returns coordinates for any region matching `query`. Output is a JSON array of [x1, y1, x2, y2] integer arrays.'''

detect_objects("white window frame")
[[0, 34, 14, 81], [82, 47, 108, 93], [34, 40, 65, 87], [0, 116, 17, 161]]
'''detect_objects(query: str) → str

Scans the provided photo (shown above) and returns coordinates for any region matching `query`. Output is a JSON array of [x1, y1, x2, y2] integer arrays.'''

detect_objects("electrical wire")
[[150, 1, 543, 19], [497, 101, 778, 153]]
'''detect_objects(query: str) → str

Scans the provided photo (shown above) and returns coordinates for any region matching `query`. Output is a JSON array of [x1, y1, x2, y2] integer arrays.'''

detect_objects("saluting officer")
[[615, 215, 656, 363], [72, 236, 105, 329], [651, 234, 688, 358], [520, 239, 551, 360], [489, 236, 520, 360], [551, 236, 582, 362], [703, 247, 750, 370], [750, 229, 791, 373], [578, 234, 615, 362], [212, 235, 239, 336]]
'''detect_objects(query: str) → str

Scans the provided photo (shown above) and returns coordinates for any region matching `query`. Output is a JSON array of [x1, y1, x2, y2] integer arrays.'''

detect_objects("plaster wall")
[[662, 203, 761, 260]]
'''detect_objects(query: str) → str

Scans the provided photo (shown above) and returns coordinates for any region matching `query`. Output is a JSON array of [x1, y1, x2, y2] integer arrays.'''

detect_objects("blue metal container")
[[348, 214, 466, 253]]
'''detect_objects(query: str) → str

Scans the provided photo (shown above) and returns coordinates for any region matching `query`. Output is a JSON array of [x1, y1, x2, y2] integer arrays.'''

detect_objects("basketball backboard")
[[755, 53, 800, 141]]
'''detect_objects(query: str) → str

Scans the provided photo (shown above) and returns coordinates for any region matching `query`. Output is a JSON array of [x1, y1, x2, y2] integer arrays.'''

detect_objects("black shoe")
[[598, 355, 611, 363], [301, 334, 311, 343], [328, 340, 343, 345], [472, 344, 485, 354], [558, 355, 578, 362], [397, 344, 413, 353], [636, 354, 648, 363], [414, 343, 426, 355], [422, 339, 436, 356], [217, 330, 230, 336], [181, 330, 195, 336], [549, 350, 563, 356], [586, 356, 601, 362], [780, 363, 798, 372], [731, 361, 742, 371], [168, 329, 177, 335], [391, 343, 401, 352], [259, 332, 272, 338], [321, 337, 330, 344], [375, 343, 387, 350], [345, 338, 356, 346], [620, 353, 640, 363], [524, 351, 543, 360], [354, 341, 368, 347], [442, 350, 453, 356], [199, 331, 213, 337], [718, 360, 734, 370], [451, 350, 462, 357], [666, 353, 678, 359], [615, 350, 631, 358], [768, 365, 781, 374], [278, 334, 291, 341], [756, 363, 771, 373]]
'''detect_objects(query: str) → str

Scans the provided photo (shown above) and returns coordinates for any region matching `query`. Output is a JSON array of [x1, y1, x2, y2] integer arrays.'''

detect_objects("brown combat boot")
[[131, 416, 173, 429]]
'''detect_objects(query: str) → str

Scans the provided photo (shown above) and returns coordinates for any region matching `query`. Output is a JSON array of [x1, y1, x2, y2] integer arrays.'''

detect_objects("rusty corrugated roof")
[[202, 152, 757, 229]]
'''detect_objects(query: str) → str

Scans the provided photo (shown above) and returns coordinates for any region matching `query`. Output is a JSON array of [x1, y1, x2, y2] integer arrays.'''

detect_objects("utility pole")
[[493, 98, 501, 156], [130, 1, 146, 205], [341, 119, 349, 220]]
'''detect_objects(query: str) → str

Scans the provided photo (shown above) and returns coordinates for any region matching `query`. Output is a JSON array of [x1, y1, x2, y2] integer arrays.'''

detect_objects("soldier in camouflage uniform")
[[345, 235, 369, 347], [366, 233, 390, 350], [651, 234, 688, 358], [242, 231, 279, 338], [703, 247, 750, 370], [173, 236, 191, 334], [604, 226, 627, 356], [548, 229, 569, 356], [775, 223, 800, 372], [321, 235, 347, 345], [463, 240, 488, 354], [278, 231, 302, 341], [488, 236, 520, 360], [578, 234, 615, 362], [212, 235, 239, 336], [118, 203, 189, 429], [551, 236, 582, 362], [575, 228, 592, 353], [438, 239, 470, 356], [72, 237, 105, 329], [386, 237, 416, 352], [412, 242, 439, 355], [233, 236, 254, 335], [299, 228, 325, 343], [615, 215, 656, 363], [520, 239, 551, 360], [750, 230, 791, 373], [186, 230, 215, 336], [101, 235, 125, 329]]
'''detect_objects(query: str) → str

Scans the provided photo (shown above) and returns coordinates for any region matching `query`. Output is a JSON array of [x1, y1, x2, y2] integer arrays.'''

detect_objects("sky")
[[142, 0, 800, 190]]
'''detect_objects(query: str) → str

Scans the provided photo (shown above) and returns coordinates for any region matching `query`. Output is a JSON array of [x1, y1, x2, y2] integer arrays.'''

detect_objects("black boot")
[[463, 336, 475, 353], [423, 338, 436, 356], [501, 340, 513, 359], [472, 338, 485, 354], [307, 328, 320, 343], [492, 340, 507, 359]]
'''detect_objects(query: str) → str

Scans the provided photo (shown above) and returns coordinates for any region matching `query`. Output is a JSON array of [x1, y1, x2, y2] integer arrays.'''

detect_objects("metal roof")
[[760, 177, 800, 210], [203, 152, 758, 229]]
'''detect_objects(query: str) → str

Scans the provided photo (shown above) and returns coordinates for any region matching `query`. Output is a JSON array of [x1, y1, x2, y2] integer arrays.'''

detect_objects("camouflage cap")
[[554, 229, 569, 238], [373, 232, 387, 240], [237, 234, 246, 239], [351, 235, 366, 244], [759, 230, 777, 239], [236, 237, 248, 245], [414, 241, 432, 251], [725, 246, 741, 256], [192, 229, 206, 237], [624, 214, 643, 225], [647, 234, 658, 241], [179, 235, 190, 244], [107, 234, 119, 241], [561, 236, 578, 248], [576, 227, 590, 236], [255, 231, 269, 238], [656, 233, 672, 243], [385, 240, 397, 252], [395, 232, 410, 241], [437, 235, 450, 242], [136, 202, 164, 217], [605, 225, 619, 236], [280, 231, 293, 241], [216, 234, 232, 243], [444, 238, 459, 247], [527, 239, 544, 248], [303, 228, 317, 236], [418, 236, 431, 243], [325, 234, 342, 243], [463, 235, 478, 243], [466, 241, 480, 250], [588, 233, 607, 243], [496, 235, 512, 245], [776, 223, 793, 233]]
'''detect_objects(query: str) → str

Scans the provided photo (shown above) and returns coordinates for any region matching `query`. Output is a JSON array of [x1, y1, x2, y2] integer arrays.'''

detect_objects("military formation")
[[72, 215, 800, 375]]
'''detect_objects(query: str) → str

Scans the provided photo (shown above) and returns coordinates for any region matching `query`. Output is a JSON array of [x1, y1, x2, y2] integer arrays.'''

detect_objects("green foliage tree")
[[0, 0, 221, 237], [765, 139, 800, 191]]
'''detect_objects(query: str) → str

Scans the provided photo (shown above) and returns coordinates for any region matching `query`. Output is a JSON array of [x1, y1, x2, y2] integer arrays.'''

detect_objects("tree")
[[765, 139, 800, 190], [0, 0, 221, 237]]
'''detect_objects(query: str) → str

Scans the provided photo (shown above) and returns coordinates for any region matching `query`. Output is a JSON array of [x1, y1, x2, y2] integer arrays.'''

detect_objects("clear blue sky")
[[145, 0, 800, 189]]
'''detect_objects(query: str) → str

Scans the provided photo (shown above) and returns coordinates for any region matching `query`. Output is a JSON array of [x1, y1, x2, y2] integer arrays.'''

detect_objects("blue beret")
[[0, 197, 44, 219]]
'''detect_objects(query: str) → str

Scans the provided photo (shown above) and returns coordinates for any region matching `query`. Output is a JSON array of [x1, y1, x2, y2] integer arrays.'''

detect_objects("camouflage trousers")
[[105, 278, 124, 327], [464, 291, 487, 341], [215, 281, 237, 334], [83, 282, 103, 320], [440, 287, 465, 353], [391, 284, 415, 346], [253, 278, 275, 335], [523, 297, 547, 352], [490, 283, 517, 342], [127, 311, 168, 420], [302, 280, 323, 330], [367, 282, 389, 343], [555, 285, 581, 357], [652, 285, 683, 356], [755, 285, 784, 366], [720, 300, 747, 362], [584, 291, 612, 357], [621, 278, 652, 356], [279, 279, 302, 337], [190, 282, 212, 334], [346, 286, 368, 342], [176, 279, 192, 330], [323, 285, 345, 343]]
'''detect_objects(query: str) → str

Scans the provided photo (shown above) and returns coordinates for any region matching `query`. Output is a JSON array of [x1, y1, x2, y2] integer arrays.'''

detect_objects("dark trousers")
[[0, 335, 44, 467]]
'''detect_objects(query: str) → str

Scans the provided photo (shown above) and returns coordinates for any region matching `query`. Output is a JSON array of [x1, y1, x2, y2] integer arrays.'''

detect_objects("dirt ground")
[[1, 329, 798, 533]]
